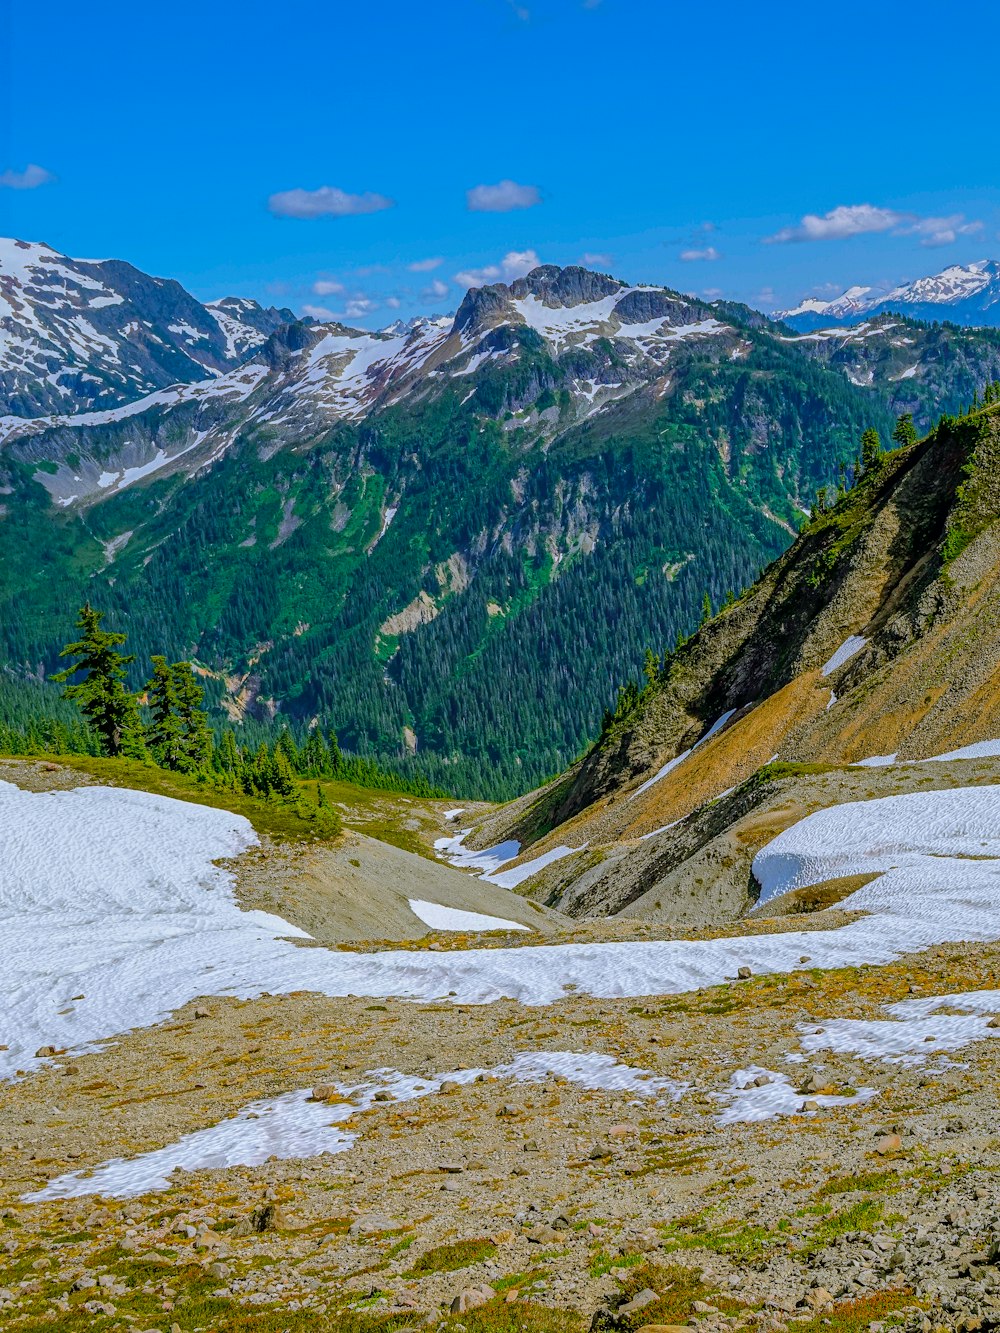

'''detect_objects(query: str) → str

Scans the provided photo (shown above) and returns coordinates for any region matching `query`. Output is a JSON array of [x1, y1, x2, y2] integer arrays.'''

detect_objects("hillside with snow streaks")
[[0, 238, 293, 416]]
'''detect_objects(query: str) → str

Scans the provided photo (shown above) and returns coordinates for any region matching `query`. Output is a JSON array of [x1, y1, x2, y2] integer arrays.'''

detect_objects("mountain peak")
[[778, 259, 1000, 331]]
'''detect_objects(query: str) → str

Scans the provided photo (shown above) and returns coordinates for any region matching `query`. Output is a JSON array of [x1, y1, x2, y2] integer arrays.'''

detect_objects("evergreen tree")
[[52, 605, 146, 758], [145, 656, 184, 769], [327, 728, 343, 774], [700, 591, 713, 625], [171, 662, 212, 771], [860, 427, 883, 471], [892, 413, 918, 448]]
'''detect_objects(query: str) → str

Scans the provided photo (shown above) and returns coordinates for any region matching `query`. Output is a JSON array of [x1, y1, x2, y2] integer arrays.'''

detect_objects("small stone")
[[737, 966, 753, 980], [875, 1133, 902, 1155], [193, 1007, 210, 1019], [438, 1162, 465, 1173], [619, 1288, 659, 1317], [522, 1140, 539, 1153], [589, 1142, 613, 1159], [439, 1080, 461, 1095], [451, 1284, 495, 1313], [609, 1122, 639, 1138], [987, 1017, 1000, 1029], [34, 1045, 56, 1058]]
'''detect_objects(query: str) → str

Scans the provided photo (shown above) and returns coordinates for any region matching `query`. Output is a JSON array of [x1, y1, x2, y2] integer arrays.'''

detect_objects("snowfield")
[[9, 779, 1000, 1086]]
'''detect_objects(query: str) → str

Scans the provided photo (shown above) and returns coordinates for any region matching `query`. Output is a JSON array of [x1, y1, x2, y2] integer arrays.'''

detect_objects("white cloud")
[[385, 296, 402, 309], [268, 186, 394, 219], [766, 203, 984, 247], [455, 249, 542, 289], [422, 278, 450, 300], [408, 257, 443, 272], [312, 278, 345, 296], [581, 251, 612, 266], [0, 163, 55, 190], [766, 204, 903, 244], [301, 304, 337, 321], [345, 297, 378, 318], [466, 179, 541, 213], [680, 246, 721, 262], [899, 214, 983, 248]]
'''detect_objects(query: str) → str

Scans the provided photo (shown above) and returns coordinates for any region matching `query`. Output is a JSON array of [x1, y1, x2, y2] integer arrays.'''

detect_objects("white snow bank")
[[820, 635, 867, 677], [25, 1049, 683, 1200], [485, 844, 586, 889], [717, 1065, 876, 1125], [12, 781, 1000, 1082], [434, 831, 521, 874], [800, 988, 1000, 1068], [925, 739, 1000, 763], [853, 753, 897, 767], [407, 899, 529, 933]]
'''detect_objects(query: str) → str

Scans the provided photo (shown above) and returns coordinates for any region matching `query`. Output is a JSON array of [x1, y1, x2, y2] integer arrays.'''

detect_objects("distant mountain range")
[[777, 260, 1000, 331], [3, 239, 1000, 798]]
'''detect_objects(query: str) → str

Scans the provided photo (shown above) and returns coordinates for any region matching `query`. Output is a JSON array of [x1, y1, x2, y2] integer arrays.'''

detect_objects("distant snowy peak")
[[778, 261, 1000, 331], [0, 237, 294, 417], [777, 286, 875, 323], [881, 260, 1000, 309]]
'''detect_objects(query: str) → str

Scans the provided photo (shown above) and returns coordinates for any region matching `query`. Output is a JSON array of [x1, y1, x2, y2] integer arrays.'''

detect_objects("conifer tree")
[[892, 413, 918, 448], [171, 662, 212, 771], [53, 605, 146, 758], [860, 427, 883, 471], [145, 656, 184, 769]]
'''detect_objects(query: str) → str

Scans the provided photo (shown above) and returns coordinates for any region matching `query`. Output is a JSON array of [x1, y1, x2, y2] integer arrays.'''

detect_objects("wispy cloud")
[[312, 279, 345, 296], [455, 249, 542, 288], [0, 163, 55, 190], [466, 179, 541, 212], [422, 278, 450, 300], [345, 297, 378, 318], [899, 214, 983, 248], [766, 203, 982, 247], [301, 304, 338, 321], [268, 186, 394, 219], [680, 246, 721, 262], [408, 257, 443, 272], [581, 251, 612, 266]]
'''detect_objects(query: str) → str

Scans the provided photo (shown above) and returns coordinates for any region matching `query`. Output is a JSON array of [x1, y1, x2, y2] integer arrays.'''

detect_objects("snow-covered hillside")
[[0, 238, 294, 416]]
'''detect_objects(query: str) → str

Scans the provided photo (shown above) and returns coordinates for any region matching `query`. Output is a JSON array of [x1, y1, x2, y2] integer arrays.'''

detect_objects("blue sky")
[[2, 0, 998, 324]]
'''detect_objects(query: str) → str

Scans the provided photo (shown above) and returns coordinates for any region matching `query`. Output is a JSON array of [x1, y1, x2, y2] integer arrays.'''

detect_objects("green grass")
[[30, 752, 343, 842], [404, 1238, 497, 1277]]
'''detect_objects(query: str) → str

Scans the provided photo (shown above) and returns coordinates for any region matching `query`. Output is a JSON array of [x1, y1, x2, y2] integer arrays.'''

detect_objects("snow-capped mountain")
[[0, 238, 295, 416], [777, 261, 1000, 331], [1, 265, 737, 506]]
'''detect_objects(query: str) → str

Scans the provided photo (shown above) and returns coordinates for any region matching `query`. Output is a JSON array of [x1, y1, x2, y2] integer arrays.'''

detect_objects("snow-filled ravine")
[[8, 778, 1000, 1084]]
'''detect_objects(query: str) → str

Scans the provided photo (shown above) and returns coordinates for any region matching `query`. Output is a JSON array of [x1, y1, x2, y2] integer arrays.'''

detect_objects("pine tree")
[[860, 427, 882, 471], [700, 591, 713, 625], [892, 413, 918, 448], [53, 605, 146, 758], [269, 745, 296, 798], [171, 662, 212, 771], [145, 656, 184, 769], [327, 728, 343, 774]]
